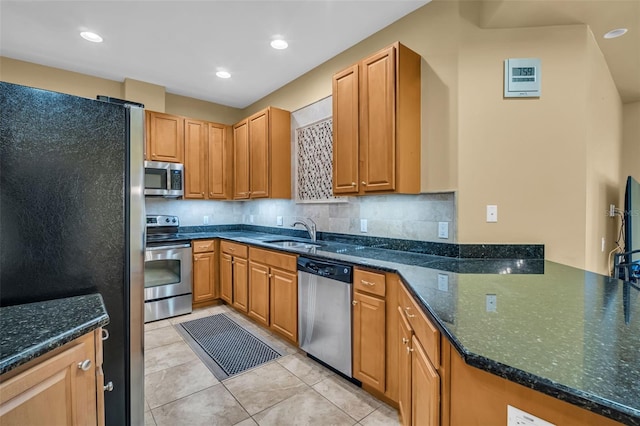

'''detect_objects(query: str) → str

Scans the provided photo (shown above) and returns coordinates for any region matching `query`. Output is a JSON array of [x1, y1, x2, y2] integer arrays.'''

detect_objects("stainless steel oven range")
[[144, 215, 192, 323]]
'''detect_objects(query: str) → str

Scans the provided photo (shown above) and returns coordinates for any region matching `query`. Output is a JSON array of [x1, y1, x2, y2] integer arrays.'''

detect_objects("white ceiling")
[[1, 1, 638, 107], [0, 0, 430, 108]]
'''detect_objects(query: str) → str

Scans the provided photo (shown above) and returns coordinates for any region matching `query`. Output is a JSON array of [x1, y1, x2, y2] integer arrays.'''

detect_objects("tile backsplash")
[[146, 193, 457, 242]]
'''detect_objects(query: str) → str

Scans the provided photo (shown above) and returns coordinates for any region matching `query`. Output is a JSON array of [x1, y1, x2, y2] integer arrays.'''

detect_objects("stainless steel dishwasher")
[[298, 256, 353, 377]]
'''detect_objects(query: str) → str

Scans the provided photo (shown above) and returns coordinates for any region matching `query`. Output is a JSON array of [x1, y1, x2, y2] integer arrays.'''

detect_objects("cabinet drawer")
[[221, 241, 248, 258], [354, 268, 386, 297], [249, 247, 297, 272], [193, 239, 215, 253], [399, 282, 440, 368]]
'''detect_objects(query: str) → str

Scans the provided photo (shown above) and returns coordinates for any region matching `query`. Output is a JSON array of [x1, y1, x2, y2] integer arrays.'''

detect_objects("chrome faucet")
[[292, 218, 317, 242]]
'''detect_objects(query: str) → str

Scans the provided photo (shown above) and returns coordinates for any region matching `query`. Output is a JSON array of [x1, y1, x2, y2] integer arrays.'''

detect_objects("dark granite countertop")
[[0, 294, 110, 375], [170, 228, 639, 424]]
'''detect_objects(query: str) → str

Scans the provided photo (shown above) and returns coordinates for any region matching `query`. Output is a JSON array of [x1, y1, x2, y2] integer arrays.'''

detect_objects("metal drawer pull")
[[360, 280, 375, 286], [352, 300, 358, 306], [101, 329, 109, 341], [78, 360, 92, 371], [404, 307, 416, 318], [361, 181, 367, 186], [406, 347, 414, 354], [402, 337, 409, 345], [104, 381, 114, 392], [351, 182, 356, 186]]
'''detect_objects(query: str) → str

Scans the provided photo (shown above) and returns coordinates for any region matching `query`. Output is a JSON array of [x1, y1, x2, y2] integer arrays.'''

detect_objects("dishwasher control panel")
[[297, 257, 352, 283]]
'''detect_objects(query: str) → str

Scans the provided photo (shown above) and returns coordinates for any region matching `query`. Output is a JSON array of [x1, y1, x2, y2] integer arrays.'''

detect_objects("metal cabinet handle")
[[361, 181, 367, 186], [402, 337, 409, 345], [104, 381, 114, 392], [360, 280, 375, 286], [78, 360, 92, 371], [352, 300, 358, 306], [406, 347, 414, 354], [404, 307, 415, 318], [351, 182, 356, 186], [101, 329, 109, 341], [201, 192, 204, 196]]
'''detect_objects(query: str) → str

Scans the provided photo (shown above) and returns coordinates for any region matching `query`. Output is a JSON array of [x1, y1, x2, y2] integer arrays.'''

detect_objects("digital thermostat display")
[[504, 58, 541, 98]]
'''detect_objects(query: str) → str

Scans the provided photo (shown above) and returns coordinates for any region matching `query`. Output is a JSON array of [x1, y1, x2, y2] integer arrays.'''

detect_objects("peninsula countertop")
[[0, 293, 110, 375], [167, 229, 639, 425]]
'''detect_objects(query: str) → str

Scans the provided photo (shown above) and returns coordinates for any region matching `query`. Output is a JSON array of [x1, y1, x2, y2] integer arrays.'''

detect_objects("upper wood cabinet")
[[332, 42, 421, 196], [232, 107, 291, 200], [184, 119, 232, 200], [146, 111, 184, 163]]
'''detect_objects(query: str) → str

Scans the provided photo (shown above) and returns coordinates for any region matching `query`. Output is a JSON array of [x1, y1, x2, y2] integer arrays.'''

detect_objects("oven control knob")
[[165, 218, 170, 223], [172, 218, 177, 223]]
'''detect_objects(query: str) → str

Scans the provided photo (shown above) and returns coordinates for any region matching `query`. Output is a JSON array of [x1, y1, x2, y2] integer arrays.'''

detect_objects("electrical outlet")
[[487, 205, 498, 222], [486, 294, 497, 312], [507, 405, 555, 426], [609, 204, 616, 217], [438, 222, 449, 239], [601, 237, 605, 252], [203, 215, 209, 225], [276, 216, 283, 226], [249, 215, 254, 223], [360, 219, 368, 233], [437, 274, 449, 292]]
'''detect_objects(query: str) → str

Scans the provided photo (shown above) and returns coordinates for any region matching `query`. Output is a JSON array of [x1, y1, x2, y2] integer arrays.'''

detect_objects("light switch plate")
[[203, 215, 209, 225], [276, 216, 283, 226], [507, 405, 555, 426], [360, 219, 368, 233], [487, 205, 498, 222], [486, 294, 497, 312], [438, 222, 449, 239], [437, 274, 449, 292]]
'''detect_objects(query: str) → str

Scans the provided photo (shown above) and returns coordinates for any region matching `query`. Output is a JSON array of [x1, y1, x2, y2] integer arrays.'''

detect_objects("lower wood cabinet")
[[192, 239, 218, 307], [220, 241, 249, 313], [248, 260, 270, 326], [398, 281, 441, 426], [248, 247, 298, 344], [0, 329, 104, 426]]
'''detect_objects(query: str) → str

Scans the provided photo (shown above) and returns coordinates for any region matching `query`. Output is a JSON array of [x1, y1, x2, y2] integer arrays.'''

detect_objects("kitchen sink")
[[266, 240, 323, 249]]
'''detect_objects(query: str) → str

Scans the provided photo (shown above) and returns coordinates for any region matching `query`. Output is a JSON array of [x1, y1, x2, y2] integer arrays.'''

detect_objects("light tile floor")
[[144, 304, 400, 426]]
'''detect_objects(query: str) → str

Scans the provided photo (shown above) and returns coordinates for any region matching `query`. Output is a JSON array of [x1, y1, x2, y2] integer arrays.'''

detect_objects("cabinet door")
[[147, 111, 184, 163], [220, 253, 233, 304], [248, 109, 269, 198], [208, 123, 229, 199], [353, 291, 386, 393], [184, 119, 208, 199], [248, 261, 270, 327], [270, 268, 297, 343], [232, 257, 249, 312], [233, 120, 250, 199], [0, 333, 97, 426], [398, 307, 413, 426], [332, 64, 360, 195], [412, 336, 440, 426], [193, 252, 216, 303], [360, 46, 395, 192]]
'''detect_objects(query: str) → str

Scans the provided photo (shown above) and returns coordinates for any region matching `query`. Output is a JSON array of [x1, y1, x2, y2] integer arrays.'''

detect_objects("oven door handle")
[[146, 243, 191, 251]]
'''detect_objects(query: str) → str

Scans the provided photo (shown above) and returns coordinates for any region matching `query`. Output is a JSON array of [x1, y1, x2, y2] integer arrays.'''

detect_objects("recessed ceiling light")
[[216, 71, 231, 79], [603, 28, 628, 39], [80, 31, 103, 43], [270, 39, 288, 50]]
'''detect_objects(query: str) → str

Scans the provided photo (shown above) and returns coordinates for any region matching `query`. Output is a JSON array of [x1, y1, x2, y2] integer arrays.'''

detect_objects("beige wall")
[[584, 32, 623, 274], [0, 57, 122, 100], [622, 102, 640, 187], [165, 93, 242, 125]]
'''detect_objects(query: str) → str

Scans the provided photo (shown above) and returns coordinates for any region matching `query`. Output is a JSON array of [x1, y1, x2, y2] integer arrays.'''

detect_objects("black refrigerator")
[[0, 82, 145, 426]]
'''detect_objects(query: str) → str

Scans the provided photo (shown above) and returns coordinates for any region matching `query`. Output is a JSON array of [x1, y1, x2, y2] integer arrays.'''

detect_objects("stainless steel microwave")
[[144, 161, 184, 197]]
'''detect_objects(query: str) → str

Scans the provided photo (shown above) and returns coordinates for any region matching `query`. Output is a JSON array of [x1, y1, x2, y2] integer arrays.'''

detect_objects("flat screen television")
[[624, 175, 640, 281]]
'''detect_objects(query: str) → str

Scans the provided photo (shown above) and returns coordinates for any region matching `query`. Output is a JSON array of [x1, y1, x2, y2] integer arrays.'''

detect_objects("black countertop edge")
[[0, 294, 110, 375], [178, 224, 544, 260], [400, 280, 640, 425]]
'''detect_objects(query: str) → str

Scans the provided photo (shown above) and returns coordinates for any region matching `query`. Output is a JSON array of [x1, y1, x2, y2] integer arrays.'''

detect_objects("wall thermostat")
[[504, 58, 541, 98]]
